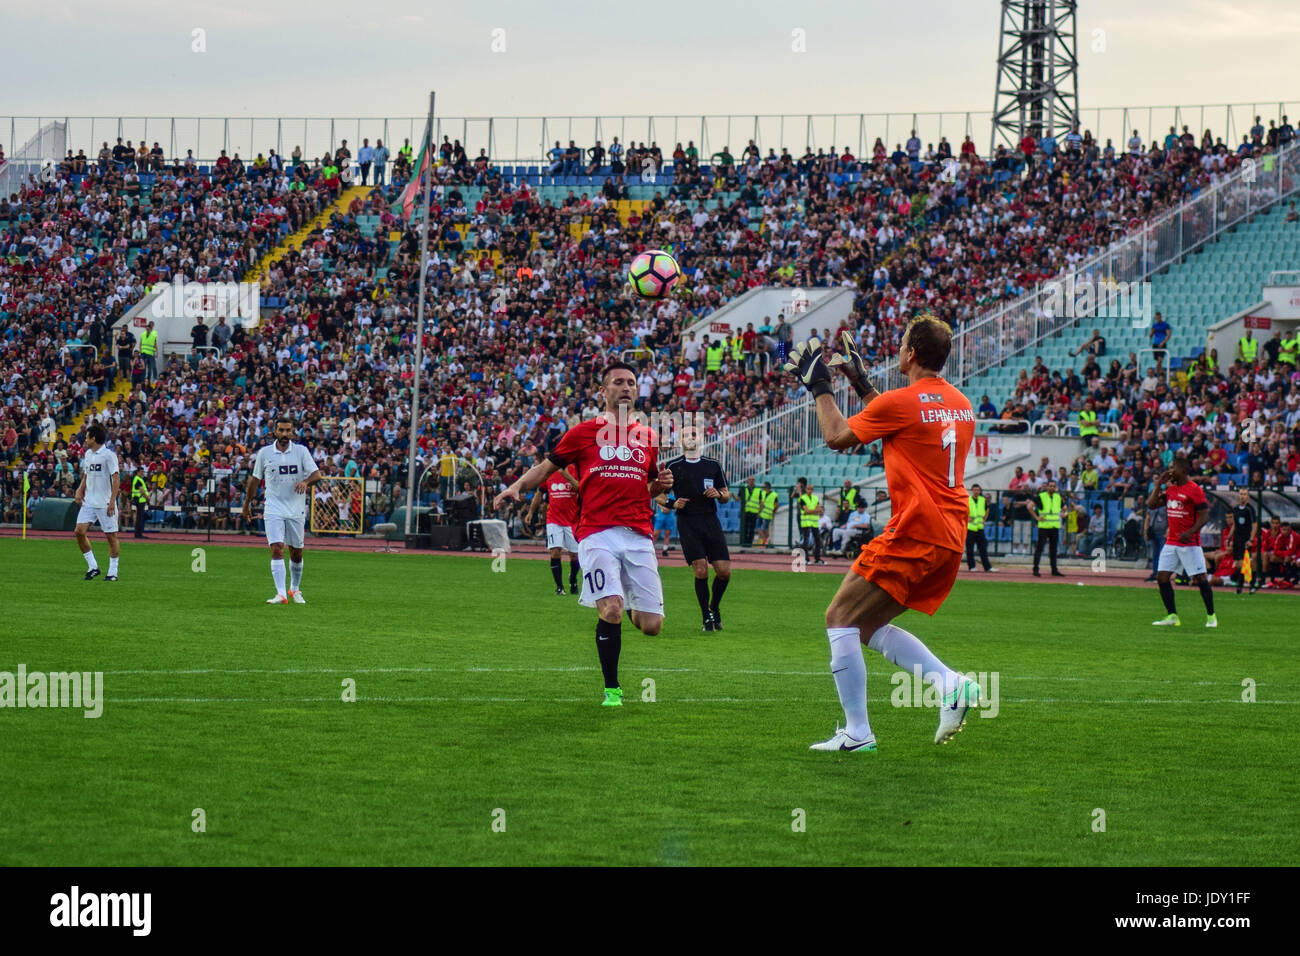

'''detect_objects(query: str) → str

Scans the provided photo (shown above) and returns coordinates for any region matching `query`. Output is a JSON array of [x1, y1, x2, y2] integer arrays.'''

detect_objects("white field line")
[[101, 696, 1298, 706], [99, 666, 1273, 687]]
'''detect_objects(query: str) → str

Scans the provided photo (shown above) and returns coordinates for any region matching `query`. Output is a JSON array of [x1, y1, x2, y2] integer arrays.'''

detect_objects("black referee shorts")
[[677, 514, 730, 564], [1232, 537, 1249, 561]]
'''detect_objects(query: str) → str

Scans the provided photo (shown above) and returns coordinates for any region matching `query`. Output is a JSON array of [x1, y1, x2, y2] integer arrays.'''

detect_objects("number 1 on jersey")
[[941, 427, 956, 488]]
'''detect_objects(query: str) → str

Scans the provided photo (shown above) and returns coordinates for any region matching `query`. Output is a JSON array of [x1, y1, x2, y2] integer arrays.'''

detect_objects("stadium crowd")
[[3, 118, 1298, 556]]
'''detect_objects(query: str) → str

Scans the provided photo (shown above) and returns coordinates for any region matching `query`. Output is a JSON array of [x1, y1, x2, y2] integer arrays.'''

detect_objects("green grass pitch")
[[1, 537, 1294, 866]]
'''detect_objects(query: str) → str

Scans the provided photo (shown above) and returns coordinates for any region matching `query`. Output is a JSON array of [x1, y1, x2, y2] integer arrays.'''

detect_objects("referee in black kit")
[[656, 425, 732, 632], [1229, 487, 1258, 593]]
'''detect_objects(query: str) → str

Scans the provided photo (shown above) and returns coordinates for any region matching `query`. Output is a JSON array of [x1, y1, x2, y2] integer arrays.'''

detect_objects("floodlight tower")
[[991, 0, 1079, 154]]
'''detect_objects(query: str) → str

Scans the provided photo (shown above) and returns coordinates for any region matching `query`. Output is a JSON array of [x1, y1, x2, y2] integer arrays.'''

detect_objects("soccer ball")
[[628, 249, 681, 299]]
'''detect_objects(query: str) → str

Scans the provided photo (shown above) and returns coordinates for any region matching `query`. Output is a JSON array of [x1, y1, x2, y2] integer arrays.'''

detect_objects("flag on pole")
[[1242, 550, 1253, 584], [392, 119, 432, 222], [22, 472, 30, 539]]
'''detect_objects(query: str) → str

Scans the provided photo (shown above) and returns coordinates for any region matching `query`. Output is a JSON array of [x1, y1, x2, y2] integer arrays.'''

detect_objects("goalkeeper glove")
[[826, 331, 875, 399], [783, 337, 833, 398]]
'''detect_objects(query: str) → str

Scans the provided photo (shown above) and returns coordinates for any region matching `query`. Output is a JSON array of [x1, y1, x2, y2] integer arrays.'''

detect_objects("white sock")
[[868, 623, 960, 698], [109, 556, 119, 575], [271, 559, 287, 595], [83, 549, 98, 570], [827, 626, 872, 740], [290, 561, 303, 591]]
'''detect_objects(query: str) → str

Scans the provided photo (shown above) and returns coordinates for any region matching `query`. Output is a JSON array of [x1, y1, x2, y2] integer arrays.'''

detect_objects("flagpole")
[[404, 91, 435, 542]]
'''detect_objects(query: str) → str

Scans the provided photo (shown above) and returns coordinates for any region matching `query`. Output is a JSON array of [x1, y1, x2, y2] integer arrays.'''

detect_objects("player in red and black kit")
[[526, 464, 581, 595], [494, 363, 674, 707], [1147, 456, 1217, 628]]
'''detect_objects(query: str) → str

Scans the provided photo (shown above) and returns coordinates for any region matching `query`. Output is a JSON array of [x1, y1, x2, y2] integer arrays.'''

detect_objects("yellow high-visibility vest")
[[1078, 409, 1098, 438], [742, 486, 763, 514], [799, 493, 820, 528], [759, 491, 779, 520], [1280, 336, 1299, 366], [706, 343, 725, 371], [1036, 492, 1062, 530], [968, 496, 986, 532], [140, 330, 158, 356], [131, 474, 148, 503], [1238, 337, 1258, 362]]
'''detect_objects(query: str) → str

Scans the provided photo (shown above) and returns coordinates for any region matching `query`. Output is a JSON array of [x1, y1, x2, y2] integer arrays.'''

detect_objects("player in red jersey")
[[1147, 456, 1216, 627], [526, 464, 581, 595], [493, 363, 674, 707], [784, 316, 983, 752]]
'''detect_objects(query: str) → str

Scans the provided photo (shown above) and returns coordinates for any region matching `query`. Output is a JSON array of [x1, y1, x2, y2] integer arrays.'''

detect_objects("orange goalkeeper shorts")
[[851, 532, 962, 616]]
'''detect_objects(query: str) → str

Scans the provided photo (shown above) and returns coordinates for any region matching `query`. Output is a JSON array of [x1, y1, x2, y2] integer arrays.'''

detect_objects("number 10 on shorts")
[[584, 568, 607, 594]]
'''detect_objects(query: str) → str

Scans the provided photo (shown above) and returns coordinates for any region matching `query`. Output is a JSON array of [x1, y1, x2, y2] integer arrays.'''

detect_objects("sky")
[[1, 0, 1297, 157]]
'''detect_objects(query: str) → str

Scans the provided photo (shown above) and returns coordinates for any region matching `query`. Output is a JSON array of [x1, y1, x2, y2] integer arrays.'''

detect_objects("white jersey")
[[81, 446, 120, 508], [252, 441, 320, 519]]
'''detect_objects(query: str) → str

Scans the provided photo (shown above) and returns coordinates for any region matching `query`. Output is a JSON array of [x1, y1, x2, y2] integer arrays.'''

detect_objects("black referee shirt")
[[666, 456, 729, 517], [1232, 504, 1256, 543]]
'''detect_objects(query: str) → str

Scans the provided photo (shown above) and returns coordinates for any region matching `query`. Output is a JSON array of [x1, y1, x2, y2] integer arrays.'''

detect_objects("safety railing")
[[59, 344, 98, 362], [5, 102, 1296, 169]]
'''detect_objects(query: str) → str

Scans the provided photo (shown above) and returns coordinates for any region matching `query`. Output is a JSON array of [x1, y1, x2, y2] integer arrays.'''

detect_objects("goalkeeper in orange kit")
[[784, 316, 985, 752]]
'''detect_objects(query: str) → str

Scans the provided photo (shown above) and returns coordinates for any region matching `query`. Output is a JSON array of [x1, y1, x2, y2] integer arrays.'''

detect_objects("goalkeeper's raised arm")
[[783, 336, 869, 450]]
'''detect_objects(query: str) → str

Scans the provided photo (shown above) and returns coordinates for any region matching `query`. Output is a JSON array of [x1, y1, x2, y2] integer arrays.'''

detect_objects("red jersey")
[[548, 416, 658, 541], [846, 378, 975, 552], [544, 466, 579, 528], [1270, 529, 1299, 557], [1163, 479, 1207, 546]]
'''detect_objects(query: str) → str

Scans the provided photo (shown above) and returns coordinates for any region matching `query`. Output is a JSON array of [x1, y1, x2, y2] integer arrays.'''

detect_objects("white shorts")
[[577, 526, 665, 616], [1158, 544, 1207, 577], [76, 504, 119, 534], [265, 515, 305, 549], [546, 523, 579, 552]]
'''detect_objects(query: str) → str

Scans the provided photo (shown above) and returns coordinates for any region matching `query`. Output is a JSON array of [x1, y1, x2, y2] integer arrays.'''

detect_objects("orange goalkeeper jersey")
[[847, 377, 975, 552]]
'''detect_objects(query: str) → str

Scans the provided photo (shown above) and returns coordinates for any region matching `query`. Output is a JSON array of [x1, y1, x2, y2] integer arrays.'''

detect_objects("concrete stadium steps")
[[754, 448, 883, 493], [43, 375, 135, 451], [248, 185, 370, 282], [962, 205, 1300, 407]]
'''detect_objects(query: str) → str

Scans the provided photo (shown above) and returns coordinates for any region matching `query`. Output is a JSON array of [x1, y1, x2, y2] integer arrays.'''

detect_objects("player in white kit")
[[74, 423, 122, 581], [242, 417, 323, 604]]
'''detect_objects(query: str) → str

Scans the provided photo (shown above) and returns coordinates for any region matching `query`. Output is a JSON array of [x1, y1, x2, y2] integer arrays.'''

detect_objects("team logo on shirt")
[[918, 393, 945, 403], [88, 463, 103, 471], [599, 445, 636, 462], [278, 465, 299, 475]]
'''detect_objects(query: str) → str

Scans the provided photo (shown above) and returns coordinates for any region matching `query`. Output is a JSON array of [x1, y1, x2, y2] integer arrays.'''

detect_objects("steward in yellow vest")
[[739, 478, 762, 546], [1078, 403, 1098, 440], [1027, 480, 1063, 576], [1280, 332, 1299, 367], [1238, 333, 1258, 363], [965, 484, 993, 571], [755, 484, 779, 548]]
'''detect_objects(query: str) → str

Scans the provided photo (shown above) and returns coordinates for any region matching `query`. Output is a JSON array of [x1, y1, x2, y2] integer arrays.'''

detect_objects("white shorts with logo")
[[265, 515, 306, 549], [546, 523, 579, 552], [1158, 544, 1207, 577], [76, 504, 119, 534], [577, 526, 665, 616]]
